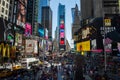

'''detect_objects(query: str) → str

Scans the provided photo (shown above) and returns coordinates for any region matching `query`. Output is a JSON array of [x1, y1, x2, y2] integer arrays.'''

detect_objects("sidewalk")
[[83, 75, 92, 80]]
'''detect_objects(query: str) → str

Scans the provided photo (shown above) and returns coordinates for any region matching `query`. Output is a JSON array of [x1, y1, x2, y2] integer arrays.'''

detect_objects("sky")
[[50, 0, 80, 47]]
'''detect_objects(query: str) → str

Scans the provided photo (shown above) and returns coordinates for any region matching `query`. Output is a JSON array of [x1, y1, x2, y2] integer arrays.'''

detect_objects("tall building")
[[38, 0, 50, 23], [26, 0, 34, 26], [0, 0, 10, 20], [71, 4, 81, 39], [53, 26, 59, 51], [80, 0, 120, 19], [8, 0, 14, 22], [80, 0, 93, 20], [103, 0, 120, 16], [41, 6, 52, 41], [26, 0, 39, 35], [58, 3, 66, 52]]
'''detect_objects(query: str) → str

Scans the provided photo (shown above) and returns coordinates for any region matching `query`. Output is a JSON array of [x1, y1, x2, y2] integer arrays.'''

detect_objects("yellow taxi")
[[0, 69, 12, 78], [12, 65, 22, 70]]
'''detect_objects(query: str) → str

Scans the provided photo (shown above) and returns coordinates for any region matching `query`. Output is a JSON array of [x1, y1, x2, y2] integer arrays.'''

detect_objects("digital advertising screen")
[[38, 26, 44, 37], [24, 23, 32, 36], [60, 24, 64, 29], [60, 29, 64, 32], [16, 0, 27, 28], [60, 32, 64, 38]]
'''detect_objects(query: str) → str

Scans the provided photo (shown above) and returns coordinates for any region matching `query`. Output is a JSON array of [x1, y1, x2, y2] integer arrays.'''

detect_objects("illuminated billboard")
[[60, 24, 64, 29], [60, 32, 64, 38], [38, 26, 44, 37], [76, 41, 90, 51], [24, 23, 32, 36], [45, 28, 48, 39], [17, 0, 27, 28], [60, 38, 64, 45], [60, 29, 64, 32]]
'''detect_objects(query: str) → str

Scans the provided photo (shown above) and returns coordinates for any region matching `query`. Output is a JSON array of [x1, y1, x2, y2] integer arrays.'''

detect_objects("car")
[[12, 65, 22, 70]]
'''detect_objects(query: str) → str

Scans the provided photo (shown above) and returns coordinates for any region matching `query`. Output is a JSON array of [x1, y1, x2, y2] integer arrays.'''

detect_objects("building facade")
[[41, 6, 52, 41], [58, 3, 66, 52], [0, 0, 10, 20], [71, 4, 81, 39], [38, 0, 50, 23]]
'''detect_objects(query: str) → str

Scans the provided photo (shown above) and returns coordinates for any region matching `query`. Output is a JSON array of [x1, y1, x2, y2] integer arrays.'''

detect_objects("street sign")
[[104, 19, 111, 26]]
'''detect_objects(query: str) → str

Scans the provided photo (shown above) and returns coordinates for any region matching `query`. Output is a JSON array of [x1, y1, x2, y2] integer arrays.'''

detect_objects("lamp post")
[[102, 2, 107, 72]]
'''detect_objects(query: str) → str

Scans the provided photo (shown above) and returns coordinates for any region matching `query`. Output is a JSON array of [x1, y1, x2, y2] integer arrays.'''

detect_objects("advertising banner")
[[76, 41, 90, 51], [15, 33, 22, 46], [103, 38, 112, 52], [25, 40, 34, 53], [24, 23, 32, 36], [0, 18, 14, 42], [17, 0, 27, 28], [91, 39, 97, 50], [33, 40, 38, 54], [45, 28, 48, 39], [38, 25, 44, 37]]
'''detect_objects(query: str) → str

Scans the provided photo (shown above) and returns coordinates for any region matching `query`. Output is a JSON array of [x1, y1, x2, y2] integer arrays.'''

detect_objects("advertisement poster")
[[15, 33, 22, 46], [38, 26, 44, 37], [24, 23, 32, 36], [91, 39, 97, 50], [103, 38, 112, 52], [17, 0, 27, 28], [76, 41, 90, 51], [25, 40, 34, 53], [33, 40, 38, 54], [45, 28, 48, 39]]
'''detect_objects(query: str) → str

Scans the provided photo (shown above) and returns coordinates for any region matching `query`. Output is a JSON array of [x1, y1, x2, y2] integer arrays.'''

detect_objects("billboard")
[[15, 33, 22, 46], [24, 23, 32, 36], [76, 41, 90, 51], [17, 0, 27, 28], [38, 26, 44, 37], [60, 24, 64, 29], [25, 40, 34, 53], [60, 29, 64, 32], [0, 18, 14, 42], [60, 32, 64, 38], [33, 40, 38, 54], [45, 28, 48, 39], [91, 39, 97, 50]]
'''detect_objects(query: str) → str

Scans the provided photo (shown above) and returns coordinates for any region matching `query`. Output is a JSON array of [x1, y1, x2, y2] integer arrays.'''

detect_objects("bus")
[[21, 57, 39, 69]]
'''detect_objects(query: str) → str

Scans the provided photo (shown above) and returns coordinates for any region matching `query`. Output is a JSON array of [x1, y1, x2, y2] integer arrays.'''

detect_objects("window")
[[5, 17, 7, 20], [2, 1, 5, 6], [1, 15, 3, 18], [5, 10, 7, 15], [2, 7, 4, 13], [6, 3, 8, 8]]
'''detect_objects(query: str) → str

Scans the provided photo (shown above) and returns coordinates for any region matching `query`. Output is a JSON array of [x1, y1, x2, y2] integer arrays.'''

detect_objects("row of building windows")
[[0, 0, 9, 8], [0, 14, 8, 20], [1, 7, 8, 15]]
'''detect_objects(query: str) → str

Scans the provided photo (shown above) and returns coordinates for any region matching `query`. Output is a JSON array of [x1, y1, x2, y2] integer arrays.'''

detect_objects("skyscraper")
[[80, 0, 93, 20], [71, 4, 81, 39], [38, 0, 50, 23], [0, 0, 10, 20], [80, 0, 120, 19], [58, 3, 66, 51], [26, 0, 39, 35], [41, 6, 52, 41]]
